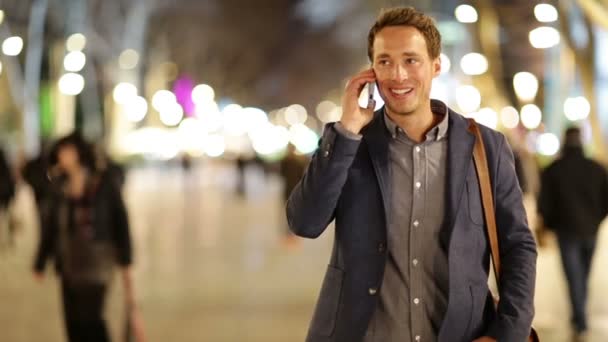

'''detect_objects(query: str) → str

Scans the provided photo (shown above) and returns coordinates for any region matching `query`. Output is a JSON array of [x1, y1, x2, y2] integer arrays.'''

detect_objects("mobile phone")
[[367, 82, 376, 108]]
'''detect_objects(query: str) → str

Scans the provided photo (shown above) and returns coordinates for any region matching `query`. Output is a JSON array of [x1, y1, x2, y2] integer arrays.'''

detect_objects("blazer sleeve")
[[486, 134, 538, 341], [286, 123, 361, 238]]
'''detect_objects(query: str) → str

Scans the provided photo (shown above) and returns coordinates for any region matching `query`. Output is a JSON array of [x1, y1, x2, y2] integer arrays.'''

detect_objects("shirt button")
[[413, 220, 419, 227], [413, 259, 418, 266], [415, 146, 421, 153], [415, 181, 421, 189], [415, 336, 421, 341], [368, 287, 377, 295], [323, 150, 330, 157], [377, 242, 386, 253], [414, 298, 420, 305]]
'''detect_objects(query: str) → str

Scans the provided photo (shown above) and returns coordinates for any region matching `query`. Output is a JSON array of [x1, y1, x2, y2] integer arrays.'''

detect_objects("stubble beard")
[[385, 99, 418, 117]]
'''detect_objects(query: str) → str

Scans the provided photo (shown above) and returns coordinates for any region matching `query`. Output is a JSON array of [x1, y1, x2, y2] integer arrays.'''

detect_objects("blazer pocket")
[[467, 284, 489, 339], [466, 180, 485, 226], [309, 265, 345, 336]]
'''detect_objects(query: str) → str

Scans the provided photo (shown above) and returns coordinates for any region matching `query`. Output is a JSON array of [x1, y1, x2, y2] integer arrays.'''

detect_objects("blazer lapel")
[[362, 110, 392, 226], [444, 112, 476, 237]]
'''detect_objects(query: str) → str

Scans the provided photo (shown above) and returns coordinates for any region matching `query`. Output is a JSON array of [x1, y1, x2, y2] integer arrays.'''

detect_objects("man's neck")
[[386, 105, 439, 143]]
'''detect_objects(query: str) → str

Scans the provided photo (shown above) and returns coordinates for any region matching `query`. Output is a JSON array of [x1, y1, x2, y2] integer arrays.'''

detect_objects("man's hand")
[[472, 337, 497, 342], [340, 68, 377, 134]]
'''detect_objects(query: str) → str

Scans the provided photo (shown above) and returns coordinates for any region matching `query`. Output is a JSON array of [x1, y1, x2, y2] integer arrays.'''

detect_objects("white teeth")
[[391, 88, 412, 95]]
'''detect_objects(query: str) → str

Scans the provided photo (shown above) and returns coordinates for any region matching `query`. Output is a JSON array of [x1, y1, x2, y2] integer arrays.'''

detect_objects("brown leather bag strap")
[[468, 119, 541, 342], [468, 119, 501, 283]]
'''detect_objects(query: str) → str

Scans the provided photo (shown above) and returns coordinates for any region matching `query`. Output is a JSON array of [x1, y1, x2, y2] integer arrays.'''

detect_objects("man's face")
[[372, 26, 440, 117]]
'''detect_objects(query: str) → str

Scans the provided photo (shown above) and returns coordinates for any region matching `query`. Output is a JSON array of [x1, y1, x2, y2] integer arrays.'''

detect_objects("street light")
[[534, 4, 558, 23], [66, 33, 86, 52], [460, 53, 488, 75], [113, 82, 137, 104], [192, 84, 215, 104], [537, 133, 560, 156], [500, 106, 520, 129], [455, 5, 478, 23], [204, 134, 225, 157], [119, 49, 139, 69], [564, 96, 591, 121], [474, 108, 498, 129], [285, 104, 308, 126], [456, 85, 481, 113], [152, 90, 177, 112], [520, 104, 542, 129], [58, 73, 85, 95], [316, 100, 337, 123], [2, 36, 23, 56], [124, 96, 148, 123], [63, 51, 86, 72], [222, 104, 247, 136], [251, 123, 290, 156], [513, 72, 539, 102], [529, 27, 560, 48], [159, 102, 184, 126]]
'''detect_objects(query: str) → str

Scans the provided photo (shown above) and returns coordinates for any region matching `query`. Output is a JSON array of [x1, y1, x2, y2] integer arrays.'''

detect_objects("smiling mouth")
[[390, 88, 414, 96]]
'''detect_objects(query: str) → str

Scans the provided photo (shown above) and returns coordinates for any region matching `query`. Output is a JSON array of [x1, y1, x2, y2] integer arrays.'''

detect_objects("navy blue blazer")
[[286, 106, 537, 342]]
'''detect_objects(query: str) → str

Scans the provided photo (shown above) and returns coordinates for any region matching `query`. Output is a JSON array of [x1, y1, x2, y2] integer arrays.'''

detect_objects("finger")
[[345, 75, 377, 96], [344, 76, 375, 93], [344, 69, 376, 90], [353, 67, 374, 77]]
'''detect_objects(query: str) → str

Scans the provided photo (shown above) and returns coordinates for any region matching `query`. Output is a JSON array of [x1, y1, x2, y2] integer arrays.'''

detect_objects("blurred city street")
[[0, 162, 606, 341], [0, 1, 607, 341]]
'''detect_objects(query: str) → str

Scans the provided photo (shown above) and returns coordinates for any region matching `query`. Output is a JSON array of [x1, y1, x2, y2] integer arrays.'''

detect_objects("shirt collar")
[[383, 99, 449, 142]]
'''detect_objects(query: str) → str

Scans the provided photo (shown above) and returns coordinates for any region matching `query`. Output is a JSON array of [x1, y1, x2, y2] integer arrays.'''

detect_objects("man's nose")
[[391, 64, 409, 81]]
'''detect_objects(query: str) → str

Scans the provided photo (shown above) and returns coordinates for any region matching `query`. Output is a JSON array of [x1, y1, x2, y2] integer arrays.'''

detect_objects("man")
[[286, 7, 537, 342], [538, 127, 608, 338]]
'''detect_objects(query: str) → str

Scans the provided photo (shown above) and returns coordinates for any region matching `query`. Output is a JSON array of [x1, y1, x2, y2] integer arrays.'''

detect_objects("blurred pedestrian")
[[538, 127, 608, 338], [21, 142, 52, 231], [33, 132, 138, 342], [0, 147, 16, 249], [235, 155, 248, 197], [180, 152, 192, 173]]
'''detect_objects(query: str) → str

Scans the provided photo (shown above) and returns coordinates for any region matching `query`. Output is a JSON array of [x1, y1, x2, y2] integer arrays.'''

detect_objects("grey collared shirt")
[[336, 100, 450, 342]]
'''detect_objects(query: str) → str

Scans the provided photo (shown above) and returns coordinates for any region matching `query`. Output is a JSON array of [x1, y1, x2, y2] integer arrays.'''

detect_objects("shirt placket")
[[409, 141, 426, 342]]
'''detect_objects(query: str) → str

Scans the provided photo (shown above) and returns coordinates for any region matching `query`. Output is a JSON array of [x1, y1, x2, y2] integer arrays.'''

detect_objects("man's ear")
[[433, 57, 441, 77]]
